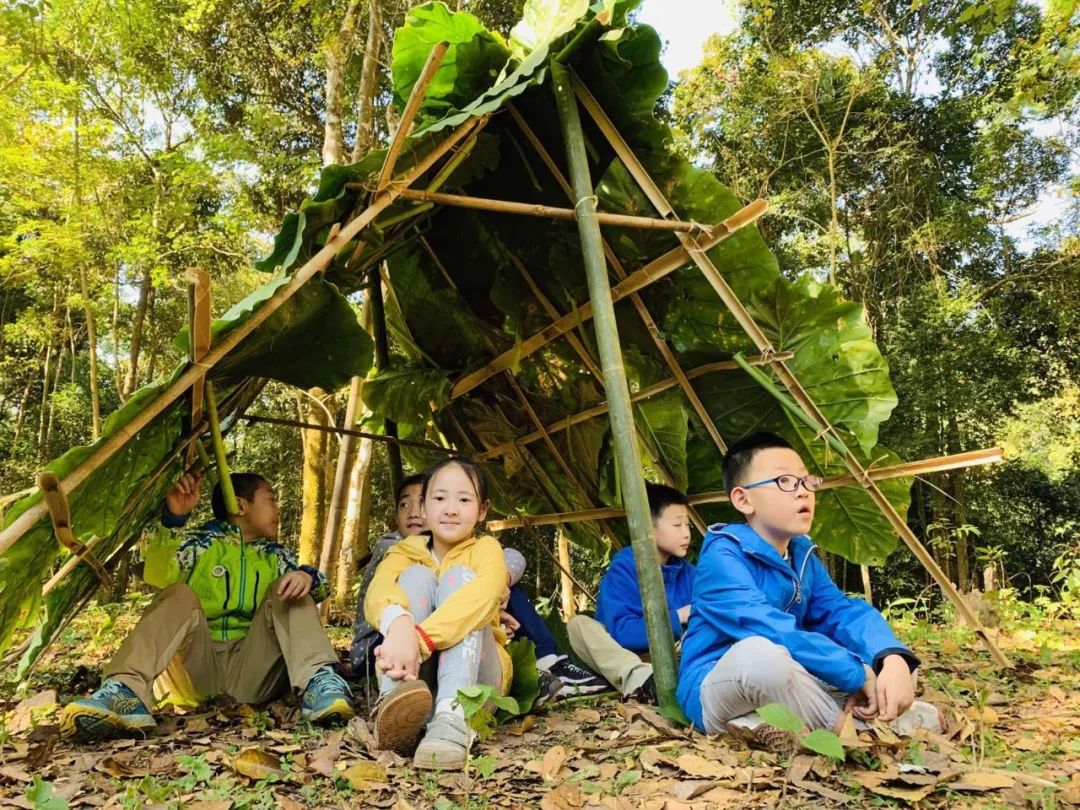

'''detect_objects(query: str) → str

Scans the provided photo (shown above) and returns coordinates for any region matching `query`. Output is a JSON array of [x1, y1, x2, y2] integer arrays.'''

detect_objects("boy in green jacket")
[[60, 471, 354, 740]]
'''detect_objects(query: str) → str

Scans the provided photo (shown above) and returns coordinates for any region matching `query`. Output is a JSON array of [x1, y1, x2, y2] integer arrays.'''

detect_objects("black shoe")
[[547, 656, 610, 696], [629, 675, 656, 704], [534, 669, 563, 708]]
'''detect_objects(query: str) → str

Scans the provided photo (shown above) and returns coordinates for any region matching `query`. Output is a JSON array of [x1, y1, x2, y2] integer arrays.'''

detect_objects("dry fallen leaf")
[[540, 781, 584, 809], [667, 780, 717, 801], [573, 708, 601, 724], [542, 745, 568, 782], [675, 753, 733, 779], [949, 771, 1016, 791], [513, 715, 536, 735], [1048, 685, 1067, 703], [188, 801, 232, 810], [231, 747, 286, 781], [342, 761, 388, 791], [638, 746, 675, 774]]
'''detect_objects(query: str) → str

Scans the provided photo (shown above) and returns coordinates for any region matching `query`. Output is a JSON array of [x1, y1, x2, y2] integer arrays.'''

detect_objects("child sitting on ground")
[[60, 471, 354, 740], [350, 474, 605, 700], [365, 459, 517, 769], [567, 484, 696, 702], [677, 432, 940, 740]]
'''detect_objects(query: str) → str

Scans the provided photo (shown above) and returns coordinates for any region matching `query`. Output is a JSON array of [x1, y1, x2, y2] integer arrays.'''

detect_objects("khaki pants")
[[105, 582, 338, 709], [566, 615, 652, 697]]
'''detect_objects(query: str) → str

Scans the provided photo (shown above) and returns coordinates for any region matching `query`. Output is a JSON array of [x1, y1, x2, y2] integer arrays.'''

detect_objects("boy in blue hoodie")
[[60, 471, 354, 740], [678, 432, 936, 735], [567, 484, 695, 701]]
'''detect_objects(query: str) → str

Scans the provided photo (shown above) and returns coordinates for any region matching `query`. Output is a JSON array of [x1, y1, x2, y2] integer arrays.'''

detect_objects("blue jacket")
[[677, 523, 916, 731], [595, 546, 696, 653]]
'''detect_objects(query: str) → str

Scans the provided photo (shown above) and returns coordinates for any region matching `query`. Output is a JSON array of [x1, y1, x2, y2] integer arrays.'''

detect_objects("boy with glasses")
[[677, 432, 939, 741]]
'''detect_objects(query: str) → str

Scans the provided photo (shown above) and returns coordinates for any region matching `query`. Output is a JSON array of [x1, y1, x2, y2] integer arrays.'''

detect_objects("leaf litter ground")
[[2, 598, 1078, 809]]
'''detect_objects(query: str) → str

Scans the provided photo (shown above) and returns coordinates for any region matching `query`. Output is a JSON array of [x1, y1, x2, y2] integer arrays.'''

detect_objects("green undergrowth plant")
[[757, 703, 846, 760]]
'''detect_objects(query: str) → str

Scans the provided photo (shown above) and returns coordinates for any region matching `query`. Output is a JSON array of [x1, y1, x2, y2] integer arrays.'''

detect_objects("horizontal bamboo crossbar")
[[0, 114, 486, 558], [475, 352, 793, 461], [486, 447, 1004, 530], [242, 414, 461, 455], [449, 198, 768, 400], [395, 189, 705, 233]]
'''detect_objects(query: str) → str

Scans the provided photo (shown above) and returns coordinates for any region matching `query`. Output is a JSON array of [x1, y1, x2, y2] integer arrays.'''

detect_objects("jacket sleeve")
[[417, 537, 507, 655], [597, 554, 684, 651], [265, 543, 331, 603], [363, 542, 417, 633], [142, 524, 204, 587], [694, 541, 867, 693], [800, 555, 919, 672]]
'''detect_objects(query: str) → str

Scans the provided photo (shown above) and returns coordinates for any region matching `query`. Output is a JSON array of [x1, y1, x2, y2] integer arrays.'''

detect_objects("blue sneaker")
[[301, 666, 355, 724], [60, 679, 156, 740]]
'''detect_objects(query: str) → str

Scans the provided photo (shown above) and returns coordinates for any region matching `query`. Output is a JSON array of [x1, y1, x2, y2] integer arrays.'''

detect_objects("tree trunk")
[[124, 269, 152, 398], [335, 434, 375, 611], [112, 268, 124, 403], [72, 103, 101, 438], [297, 388, 334, 567], [322, 0, 366, 166], [320, 376, 362, 617], [557, 527, 576, 621], [947, 414, 970, 592], [37, 340, 55, 456], [351, 0, 382, 161], [12, 365, 36, 446], [44, 309, 68, 455]]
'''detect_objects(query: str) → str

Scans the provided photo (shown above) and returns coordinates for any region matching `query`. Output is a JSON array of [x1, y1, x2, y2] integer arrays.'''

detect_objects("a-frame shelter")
[[0, 0, 1009, 717]]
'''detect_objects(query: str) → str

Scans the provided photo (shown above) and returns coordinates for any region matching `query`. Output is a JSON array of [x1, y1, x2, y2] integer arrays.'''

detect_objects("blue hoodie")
[[595, 546, 696, 653], [677, 523, 917, 731]]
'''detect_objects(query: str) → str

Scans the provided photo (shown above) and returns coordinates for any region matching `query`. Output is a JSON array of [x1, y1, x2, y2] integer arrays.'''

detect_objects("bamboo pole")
[[506, 104, 730, 457], [42, 533, 104, 596], [449, 198, 767, 400], [204, 381, 239, 516], [486, 447, 1005, 530], [477, 353, 791, 461], [370, 270, 403, 496], [557, 527, 576, 620], [242, 414, 460, 454], [374, 41, 450, 192], [0, 113, 486, 557], [318, 375, 362, 615], [552, 61, 681, 717], [571, 75, 1010, 667], [38, 472, 112, 589], [397, 189, 707, 233], [186, 268, 210, 467]]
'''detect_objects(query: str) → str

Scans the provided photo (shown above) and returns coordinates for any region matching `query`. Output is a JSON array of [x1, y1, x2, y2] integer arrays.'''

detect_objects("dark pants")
[[505, 585, 557, 659]]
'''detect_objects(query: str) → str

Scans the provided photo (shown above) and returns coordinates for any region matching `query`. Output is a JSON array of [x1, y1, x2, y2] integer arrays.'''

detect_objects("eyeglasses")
[[739, 474, 823, 493]]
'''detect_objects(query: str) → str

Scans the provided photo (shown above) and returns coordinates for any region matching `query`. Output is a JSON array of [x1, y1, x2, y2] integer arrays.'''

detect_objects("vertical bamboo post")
[[186, 269, 211, 468], [204, 381, 238, 516], [860, 565, 873, 603], [557, 527, 576, 621], [551, 61, 680, 718], [318, 375, 362, 614], [370, 267, 403, 496]]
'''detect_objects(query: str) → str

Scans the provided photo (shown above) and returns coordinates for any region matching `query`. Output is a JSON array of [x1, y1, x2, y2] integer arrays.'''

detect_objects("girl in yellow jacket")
[[364, 458, 510, 770]]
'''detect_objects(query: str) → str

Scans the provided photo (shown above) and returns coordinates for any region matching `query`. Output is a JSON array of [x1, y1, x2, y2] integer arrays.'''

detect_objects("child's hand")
[[500, 609, 520, 638], [165, 471, 203, 516], [875, 655, 915, 721], [500, 587, 511, 609], [375, 615, 421, 681], [677, 605, 691, 625], [277, 570, 312, 600], [843, 664, 879, 720]]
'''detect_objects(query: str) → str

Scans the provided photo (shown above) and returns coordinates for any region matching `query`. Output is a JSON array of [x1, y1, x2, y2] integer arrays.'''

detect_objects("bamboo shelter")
[[0, 0, 1011, 716]]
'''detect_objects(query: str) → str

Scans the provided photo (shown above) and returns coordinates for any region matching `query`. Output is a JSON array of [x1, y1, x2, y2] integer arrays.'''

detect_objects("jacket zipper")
[[718, 531, 813, 612], [221, 569, 231, 640], [236, 536, 247, 636], [250, 571, 260, 616]]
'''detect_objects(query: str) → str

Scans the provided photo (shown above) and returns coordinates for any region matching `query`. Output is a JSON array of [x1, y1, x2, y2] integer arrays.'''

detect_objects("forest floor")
[[1, 595, 1078, 809]]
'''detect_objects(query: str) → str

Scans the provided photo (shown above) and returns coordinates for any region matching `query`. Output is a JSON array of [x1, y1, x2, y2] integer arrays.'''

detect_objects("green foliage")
[[454, 683, 521, 740], [25, 777, 69, 810], [757, 703, 846, 760]]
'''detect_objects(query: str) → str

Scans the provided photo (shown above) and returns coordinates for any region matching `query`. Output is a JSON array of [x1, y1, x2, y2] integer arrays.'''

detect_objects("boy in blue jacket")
[[678, 432, 937, 735], [567, 484, 695, 701], [60, 471, 354, 740]]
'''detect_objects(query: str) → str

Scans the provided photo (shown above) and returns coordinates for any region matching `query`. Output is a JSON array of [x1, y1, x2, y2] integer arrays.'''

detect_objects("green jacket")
[[144, 512, 331, 641]]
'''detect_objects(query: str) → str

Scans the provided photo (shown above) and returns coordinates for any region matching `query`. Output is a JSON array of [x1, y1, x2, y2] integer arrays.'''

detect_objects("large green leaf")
[[634, 389, 689, 491], [364, 367, 452, 427]]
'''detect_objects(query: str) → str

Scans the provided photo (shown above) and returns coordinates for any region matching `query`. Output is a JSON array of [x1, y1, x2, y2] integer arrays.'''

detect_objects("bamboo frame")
[[571, 73, 1011, 668], [186, 268, 210, 466], [448, 198, 767, 400], [552, 60, 679, 715], [476, 352, 792, 461], [319, 375, 362, 614], [375, 42, 450, 191], [487, 448, 1005, 530], [397, 189, 707, 233], [38, 472, 112, 589], [0, 112, 487, 557], [506, 104, 731, 458], [242, 414, 460, 454]]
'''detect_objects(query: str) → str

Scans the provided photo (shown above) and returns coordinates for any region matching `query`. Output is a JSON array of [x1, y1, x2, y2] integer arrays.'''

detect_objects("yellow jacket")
[[364, 533, 512, 692]]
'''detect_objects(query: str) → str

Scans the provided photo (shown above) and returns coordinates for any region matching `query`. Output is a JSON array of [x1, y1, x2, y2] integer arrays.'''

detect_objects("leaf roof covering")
[[0, 0, 910, 669]]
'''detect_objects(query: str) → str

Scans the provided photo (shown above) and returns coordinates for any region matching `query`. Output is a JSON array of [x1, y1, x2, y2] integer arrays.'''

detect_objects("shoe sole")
[[60, 704, 155, 741], [302, 697, 356, 725], [375, 682, 432, 756]]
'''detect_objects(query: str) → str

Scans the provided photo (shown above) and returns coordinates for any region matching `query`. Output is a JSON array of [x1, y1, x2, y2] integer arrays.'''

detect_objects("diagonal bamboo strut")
[[375, 41, 450, 192], [397, 189, 707, 233], [572, 74, 1011, 668], [476, 352, 791, 461], [507, 103, 730, 458], [448, 198, 767, 400], [38, 472, 112, 590], [0, 113, 487, 557], [487, 448, 1004, 530], [185, 268, 210, 469], [416, 236, 625, 543]]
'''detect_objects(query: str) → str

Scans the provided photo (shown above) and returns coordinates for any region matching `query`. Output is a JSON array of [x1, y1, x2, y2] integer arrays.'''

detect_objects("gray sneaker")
[[413, 711, 472, 770]]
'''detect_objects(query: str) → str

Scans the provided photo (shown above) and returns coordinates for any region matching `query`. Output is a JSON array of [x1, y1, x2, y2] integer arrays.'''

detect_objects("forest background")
[[1, 0, 1078, 619]]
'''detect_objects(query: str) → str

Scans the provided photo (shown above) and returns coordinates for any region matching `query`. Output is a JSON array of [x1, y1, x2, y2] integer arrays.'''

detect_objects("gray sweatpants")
[[700, 636, 857, 732], [378, 564, 503, 719]]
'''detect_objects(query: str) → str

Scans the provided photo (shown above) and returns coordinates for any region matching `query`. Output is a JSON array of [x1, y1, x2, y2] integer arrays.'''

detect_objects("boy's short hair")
[[212, 472, 271, 521], [396, 473, 424, 502], [722, 432, 795, 493], [645, 483, 688, 521]]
